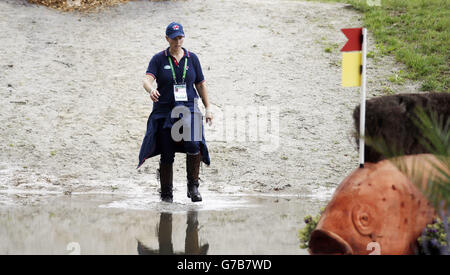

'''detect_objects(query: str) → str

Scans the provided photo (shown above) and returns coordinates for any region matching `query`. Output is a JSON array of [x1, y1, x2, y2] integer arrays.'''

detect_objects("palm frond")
[[366, 106, 449, 212]]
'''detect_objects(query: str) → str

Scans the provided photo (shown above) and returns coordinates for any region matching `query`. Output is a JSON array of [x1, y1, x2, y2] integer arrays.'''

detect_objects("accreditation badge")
[[173, 84, 188, 101]]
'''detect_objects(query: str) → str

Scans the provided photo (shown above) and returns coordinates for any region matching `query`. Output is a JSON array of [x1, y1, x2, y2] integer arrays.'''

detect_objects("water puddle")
[[0, 192, 326, 254]]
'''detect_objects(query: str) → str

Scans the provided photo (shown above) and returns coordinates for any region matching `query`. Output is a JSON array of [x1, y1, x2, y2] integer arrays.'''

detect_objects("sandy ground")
[[0, 0, 422, 206]]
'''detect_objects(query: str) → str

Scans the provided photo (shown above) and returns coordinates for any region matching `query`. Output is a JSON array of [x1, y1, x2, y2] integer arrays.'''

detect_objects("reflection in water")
[[137, 211, 209, 255], [0, 194, 320, 254]]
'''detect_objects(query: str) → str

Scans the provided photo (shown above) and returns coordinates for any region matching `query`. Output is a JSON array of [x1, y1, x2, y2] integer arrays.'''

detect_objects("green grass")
[[388, 72, 406, 84], [305, 0, 449, 92]]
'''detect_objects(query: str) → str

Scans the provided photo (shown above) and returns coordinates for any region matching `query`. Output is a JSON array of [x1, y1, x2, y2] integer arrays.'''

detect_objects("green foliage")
[[388, 73, 405, 84], [381, 86, 395, 94], [410, 108, 450, 211], [366, 107, 449, 211], [298, 209, 324, 249], [305, 0, 450, 92], [418, 217, 450, 255], [366, 51, 376, 59], [412, 108, 450, 156], [365, 107, 449, 254]]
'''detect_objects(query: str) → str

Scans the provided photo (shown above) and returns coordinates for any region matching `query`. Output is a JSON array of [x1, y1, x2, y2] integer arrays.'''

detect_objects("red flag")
[[341, 28, 362, 52]]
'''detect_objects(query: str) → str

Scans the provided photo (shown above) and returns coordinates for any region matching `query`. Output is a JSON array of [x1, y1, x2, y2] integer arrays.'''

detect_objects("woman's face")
[[166, 35, 184, 50]]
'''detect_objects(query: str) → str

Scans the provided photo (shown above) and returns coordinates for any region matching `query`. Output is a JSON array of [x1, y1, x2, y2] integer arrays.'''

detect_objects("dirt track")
[[0, 0, 421, 206]]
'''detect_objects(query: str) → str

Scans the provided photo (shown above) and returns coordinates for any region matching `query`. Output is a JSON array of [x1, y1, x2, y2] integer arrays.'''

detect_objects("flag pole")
[[359, 28, 367, 168]]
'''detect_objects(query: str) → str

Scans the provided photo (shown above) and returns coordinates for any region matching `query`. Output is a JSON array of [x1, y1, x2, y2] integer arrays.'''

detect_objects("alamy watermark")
[[67, 0, 81, 7], [367, 242, 381, 255], [170, 99, 279, 153], [366, 0, 381, 7], [66, 242, 81, 255]]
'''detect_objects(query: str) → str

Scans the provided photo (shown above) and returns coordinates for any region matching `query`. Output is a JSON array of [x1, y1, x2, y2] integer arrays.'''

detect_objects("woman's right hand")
[[150, 89, 160, 102]]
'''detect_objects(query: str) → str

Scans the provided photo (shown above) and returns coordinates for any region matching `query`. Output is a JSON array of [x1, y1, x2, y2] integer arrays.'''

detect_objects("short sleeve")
[[145, 54, 159, 79], [192, 54, 205, 84]]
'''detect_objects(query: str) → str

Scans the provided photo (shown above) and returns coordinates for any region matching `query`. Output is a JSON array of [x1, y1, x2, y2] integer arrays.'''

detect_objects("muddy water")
[[0, 192, 325, 255]]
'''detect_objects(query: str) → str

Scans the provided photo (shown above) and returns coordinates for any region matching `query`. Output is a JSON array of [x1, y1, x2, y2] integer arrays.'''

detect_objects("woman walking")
[[138, 22, 212, 203]]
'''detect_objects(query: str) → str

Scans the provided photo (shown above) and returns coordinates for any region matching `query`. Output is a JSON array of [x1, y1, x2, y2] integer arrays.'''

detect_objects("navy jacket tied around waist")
[[137, 102, 210, 168]]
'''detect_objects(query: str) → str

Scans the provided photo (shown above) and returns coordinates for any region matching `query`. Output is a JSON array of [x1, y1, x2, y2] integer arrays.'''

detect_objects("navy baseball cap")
[[166, 22, 185, 39]]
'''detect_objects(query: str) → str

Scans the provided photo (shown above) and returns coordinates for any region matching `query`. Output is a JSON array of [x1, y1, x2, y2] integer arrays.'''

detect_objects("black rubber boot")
[[159, 162, 173, 203], [186, 153, 202, 202]]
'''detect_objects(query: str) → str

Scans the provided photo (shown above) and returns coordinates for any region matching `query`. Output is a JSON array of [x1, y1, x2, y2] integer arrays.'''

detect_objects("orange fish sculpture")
[[309, 154, 447, 255]]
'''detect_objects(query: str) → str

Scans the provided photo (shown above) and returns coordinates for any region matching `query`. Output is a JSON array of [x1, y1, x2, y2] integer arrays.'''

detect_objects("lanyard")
[[168, 56, 187, 84]]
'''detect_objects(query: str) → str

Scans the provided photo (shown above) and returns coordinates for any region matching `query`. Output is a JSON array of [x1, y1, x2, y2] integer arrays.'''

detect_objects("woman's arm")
[[143, 74, 160, 102], [195, 81, 213, 125]]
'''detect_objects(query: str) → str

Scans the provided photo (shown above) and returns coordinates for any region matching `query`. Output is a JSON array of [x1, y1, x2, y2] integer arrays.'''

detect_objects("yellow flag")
[[342, 52, 362, 87]]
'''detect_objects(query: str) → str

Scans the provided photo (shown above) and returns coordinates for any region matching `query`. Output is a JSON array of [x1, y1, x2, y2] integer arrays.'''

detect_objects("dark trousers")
[[157, 124, 200, 164]]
